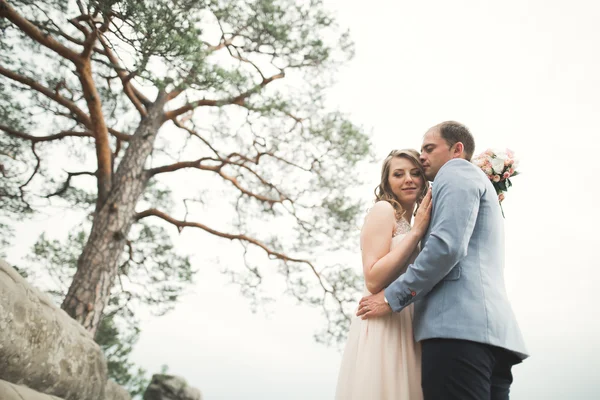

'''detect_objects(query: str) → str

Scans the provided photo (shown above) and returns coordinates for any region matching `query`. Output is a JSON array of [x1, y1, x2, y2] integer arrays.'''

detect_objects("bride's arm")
[[361, 201, 426, 294]]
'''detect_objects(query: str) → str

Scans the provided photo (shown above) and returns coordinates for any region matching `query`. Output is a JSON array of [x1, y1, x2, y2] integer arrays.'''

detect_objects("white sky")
[[6, 0, 600, 399]]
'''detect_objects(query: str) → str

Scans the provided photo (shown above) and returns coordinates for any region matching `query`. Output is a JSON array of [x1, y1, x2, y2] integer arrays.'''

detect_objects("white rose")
[[491, 157, 505, 174], [495, 150, 508, 160]]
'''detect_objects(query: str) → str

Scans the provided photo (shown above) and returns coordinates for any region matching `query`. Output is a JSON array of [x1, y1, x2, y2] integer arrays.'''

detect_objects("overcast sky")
[[6, 0, 600, 399]]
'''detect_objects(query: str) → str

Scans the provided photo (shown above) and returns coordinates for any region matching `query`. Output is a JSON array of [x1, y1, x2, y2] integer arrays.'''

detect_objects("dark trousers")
[[421, 339, 520, 400]]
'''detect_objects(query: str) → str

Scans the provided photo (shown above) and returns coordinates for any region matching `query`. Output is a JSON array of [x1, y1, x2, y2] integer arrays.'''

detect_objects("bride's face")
[[388, 157, 424, 206]]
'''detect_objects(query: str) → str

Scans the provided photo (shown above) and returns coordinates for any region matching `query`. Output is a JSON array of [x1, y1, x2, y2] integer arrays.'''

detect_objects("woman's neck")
[[399, 202, 415, 224]]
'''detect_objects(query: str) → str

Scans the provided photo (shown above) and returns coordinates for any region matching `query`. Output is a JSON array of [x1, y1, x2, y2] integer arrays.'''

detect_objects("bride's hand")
[[413, 187, 432, 237]]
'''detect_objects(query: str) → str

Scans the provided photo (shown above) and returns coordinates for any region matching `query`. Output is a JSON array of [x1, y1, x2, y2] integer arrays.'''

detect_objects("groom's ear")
[[452, 142, 465, 158]]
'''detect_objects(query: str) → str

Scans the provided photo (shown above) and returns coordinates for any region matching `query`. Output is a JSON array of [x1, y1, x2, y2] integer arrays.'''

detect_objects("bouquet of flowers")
[[472, 148, 519, 217]]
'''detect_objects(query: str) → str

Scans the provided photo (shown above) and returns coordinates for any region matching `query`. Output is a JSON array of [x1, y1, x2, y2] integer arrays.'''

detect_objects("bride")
[[335, 149, 432, 400]]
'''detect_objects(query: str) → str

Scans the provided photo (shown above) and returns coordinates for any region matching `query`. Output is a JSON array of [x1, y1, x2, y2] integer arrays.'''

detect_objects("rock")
[[0, 259, 108, 400], [0, 378, 65, 400], [105, 379, 132, 400], [143, 375, 202, 400]]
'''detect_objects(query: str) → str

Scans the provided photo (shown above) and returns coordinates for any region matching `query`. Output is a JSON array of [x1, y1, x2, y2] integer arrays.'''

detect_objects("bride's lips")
[[402, 188, 417, 191]]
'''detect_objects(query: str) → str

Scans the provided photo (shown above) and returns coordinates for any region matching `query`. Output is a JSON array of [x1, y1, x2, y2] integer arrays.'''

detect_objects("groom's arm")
[[383, 160, 482, 313]]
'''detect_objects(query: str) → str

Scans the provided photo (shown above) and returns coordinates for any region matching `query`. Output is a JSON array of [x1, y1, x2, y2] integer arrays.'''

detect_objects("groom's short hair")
[[438, 121, 475, 161]]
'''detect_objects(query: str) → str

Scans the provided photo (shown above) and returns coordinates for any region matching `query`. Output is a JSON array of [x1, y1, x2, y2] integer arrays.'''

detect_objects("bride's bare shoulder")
[[371, 200, 395, 213], [364, 201, 396, 224]]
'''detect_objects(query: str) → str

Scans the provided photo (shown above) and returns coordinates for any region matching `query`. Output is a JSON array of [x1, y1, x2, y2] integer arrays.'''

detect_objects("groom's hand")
[[356, 290, 392, 319]]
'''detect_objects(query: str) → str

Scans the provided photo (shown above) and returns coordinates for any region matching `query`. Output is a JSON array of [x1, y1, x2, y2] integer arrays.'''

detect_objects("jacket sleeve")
[[384, 160, 482, 312]]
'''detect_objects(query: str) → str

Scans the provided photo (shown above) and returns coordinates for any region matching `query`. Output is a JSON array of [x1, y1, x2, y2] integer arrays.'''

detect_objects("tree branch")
[[134, 207, 346, 329], [203, 37, 235, 53], [81, 30, 98, 59], [146, 158, 219, 176], [75, 0, 86, 16], [75, 59, 112, 205], [216, 168, 285, 205], [172, 119, 221, 157], [164, 72, 285, 121], [232, 159, 290, 200], [18, 142, 40, 192], [0, 124, 93, 142], [28, 3, 108, 57], [226, 44, 266, 81], [108, 128, 131, 142], [0, 65, 91, 126], [0, 0, 81, 64], [0, 65, 125, 206], [134, 208, 329, 291], [36, 24, 108, 56], [68, 17, 90, 36], [168, 121, 292, 202], [98, 36, 148, 116], [147, 159, 286, 205], [0, 66, 132, 144], [45, 170, 96, 199]]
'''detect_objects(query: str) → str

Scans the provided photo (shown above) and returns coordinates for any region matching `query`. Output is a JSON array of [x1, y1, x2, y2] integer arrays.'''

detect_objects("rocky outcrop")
[[0, 258, 200, 400], [0, 379, 65, 400], [0, 259, 107, 400], [143, 375, 202, 400], [105, 379, 133, 400]]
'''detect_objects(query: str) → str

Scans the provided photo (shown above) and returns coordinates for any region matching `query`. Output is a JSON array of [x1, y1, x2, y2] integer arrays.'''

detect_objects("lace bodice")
[[393, 218, 412, 238], [390, 218, 417, 275]]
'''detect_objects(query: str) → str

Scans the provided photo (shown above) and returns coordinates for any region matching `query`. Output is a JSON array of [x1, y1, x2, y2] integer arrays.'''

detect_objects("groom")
[[357, 121, 528, 399]]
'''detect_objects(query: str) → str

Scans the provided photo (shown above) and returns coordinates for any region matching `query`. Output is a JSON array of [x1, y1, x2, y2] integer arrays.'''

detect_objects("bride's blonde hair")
[[373, 149, 429, 220]]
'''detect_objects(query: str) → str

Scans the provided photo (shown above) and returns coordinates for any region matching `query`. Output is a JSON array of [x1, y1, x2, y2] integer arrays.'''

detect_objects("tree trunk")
[[61, 93, 167, 335]]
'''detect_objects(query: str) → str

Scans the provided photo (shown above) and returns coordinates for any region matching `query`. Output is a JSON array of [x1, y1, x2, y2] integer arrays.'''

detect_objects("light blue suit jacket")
[[384, 158, 528, 360]]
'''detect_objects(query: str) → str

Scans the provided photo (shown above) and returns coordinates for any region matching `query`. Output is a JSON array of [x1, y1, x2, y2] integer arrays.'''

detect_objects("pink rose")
[[504, 158, 512, 167], [509, 167, 515, 175], [503, 172, 510, 179], [483, 161, 493, 175], [493, 175, 501, 182]]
